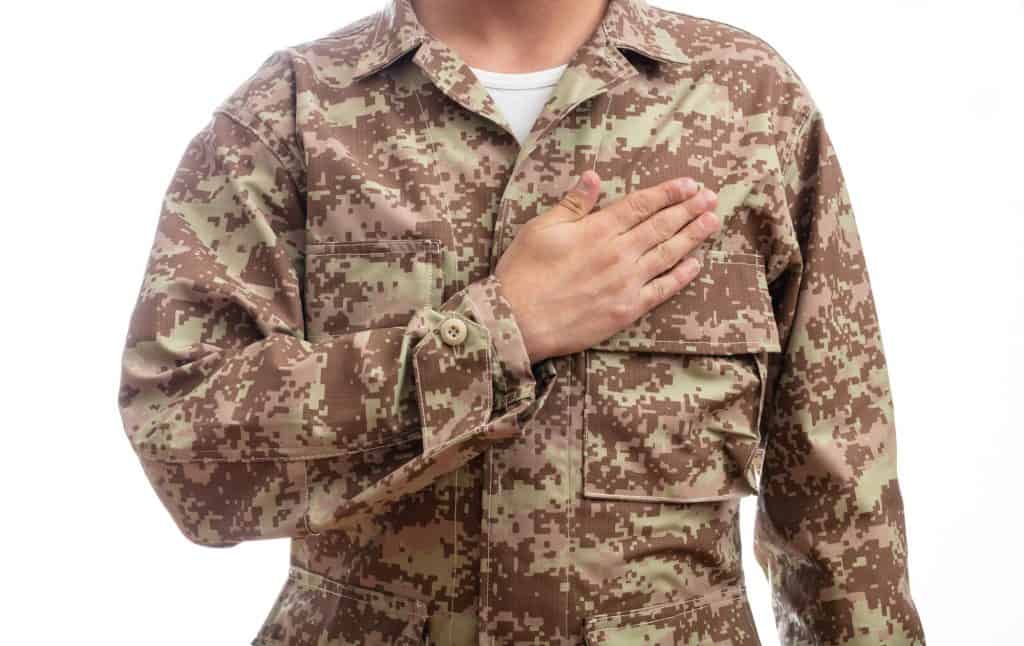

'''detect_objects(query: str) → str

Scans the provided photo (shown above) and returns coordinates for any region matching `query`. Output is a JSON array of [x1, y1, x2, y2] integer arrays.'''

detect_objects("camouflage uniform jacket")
[[116, 0, 927, 644]]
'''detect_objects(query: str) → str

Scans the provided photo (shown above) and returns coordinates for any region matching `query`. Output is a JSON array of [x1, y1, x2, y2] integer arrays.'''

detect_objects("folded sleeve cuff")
[[403, 274, 558, 453]]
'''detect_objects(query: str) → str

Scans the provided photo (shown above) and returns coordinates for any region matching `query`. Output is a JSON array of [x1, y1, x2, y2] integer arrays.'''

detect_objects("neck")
[[410, 0, 609, 73]]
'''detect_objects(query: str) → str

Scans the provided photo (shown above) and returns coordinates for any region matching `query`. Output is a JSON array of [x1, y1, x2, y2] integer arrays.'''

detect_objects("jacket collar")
[[352, 0, 688, 81]]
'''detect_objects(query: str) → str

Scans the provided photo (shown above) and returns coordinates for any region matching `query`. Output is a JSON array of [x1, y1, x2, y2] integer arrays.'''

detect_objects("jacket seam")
[[135, 430, 422, 463], [585, 583, 747, 630], [302, 460, 320, 537], [777, 105, 819, 178], [213, 107, 304, 196]]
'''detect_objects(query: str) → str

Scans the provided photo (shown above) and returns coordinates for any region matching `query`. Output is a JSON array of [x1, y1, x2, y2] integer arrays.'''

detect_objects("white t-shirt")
[[468, 63, 568, 145]]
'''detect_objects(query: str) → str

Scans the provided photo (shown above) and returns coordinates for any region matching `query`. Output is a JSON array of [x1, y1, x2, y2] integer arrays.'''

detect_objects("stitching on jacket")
[[778, 105, 819, 178], [412, 87, 454, 225], [585, 582, 747, 629], [484, 447, 494, 644], [302, 460, 321, 536], [450, 466, 458, 645], [213, 107, 304, 197], [411, 320, 494, 453], [137, 429, 422, 463], [739, 350, 769, 489], [287, 565, 429, 620], [587, 588, 747, 634], [564, 354, 575, 639]]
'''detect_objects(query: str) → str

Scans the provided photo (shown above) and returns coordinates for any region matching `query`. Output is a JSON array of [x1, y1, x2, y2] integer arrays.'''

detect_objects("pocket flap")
[[591, 249, 780, 355]]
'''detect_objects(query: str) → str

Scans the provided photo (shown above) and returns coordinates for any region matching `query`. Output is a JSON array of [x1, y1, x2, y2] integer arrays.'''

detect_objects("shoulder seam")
[[779, 105, 820, 173], [213, 107, 304, 197]]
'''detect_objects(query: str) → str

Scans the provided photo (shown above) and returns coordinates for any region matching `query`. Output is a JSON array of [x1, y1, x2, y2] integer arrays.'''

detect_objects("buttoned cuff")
[[398, 274, 557, 453]]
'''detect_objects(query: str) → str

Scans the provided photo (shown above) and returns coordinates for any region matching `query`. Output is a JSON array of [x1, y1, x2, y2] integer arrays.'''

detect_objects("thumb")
[[553, 170, 601, 221]]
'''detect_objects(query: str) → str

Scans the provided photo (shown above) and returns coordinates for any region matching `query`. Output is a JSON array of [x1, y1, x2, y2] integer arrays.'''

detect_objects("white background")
[[2, 1, 1021, 644]]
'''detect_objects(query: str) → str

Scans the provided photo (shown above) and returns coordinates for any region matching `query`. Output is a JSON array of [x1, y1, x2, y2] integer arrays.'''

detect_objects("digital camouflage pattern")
[[116, 0, 926, 643]]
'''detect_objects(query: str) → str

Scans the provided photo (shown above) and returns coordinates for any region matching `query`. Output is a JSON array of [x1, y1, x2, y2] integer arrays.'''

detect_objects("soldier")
[[116, 0, 927, 644]]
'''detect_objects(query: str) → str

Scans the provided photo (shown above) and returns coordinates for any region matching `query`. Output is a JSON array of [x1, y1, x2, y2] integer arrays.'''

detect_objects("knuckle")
[[653, 279, 669, 303], [604, 245, 626, 267], [685, 194, 708, 215], [679, 257, 701, 283], [559, 191, 586, 216], [701, 210, 720, 232], [626, 191, 651, 216], [598, 244, 626, 270], [660, 182, 677, 208], [648, 215, 672, 242], [678, 227, 700, 247], [656, 240, 674, 265], [595, 249, 615, 270], [615, 207, 639, 230], [609, 299, 637, 326], [695, 214, 716, 238], [673, 264, 691, 287]]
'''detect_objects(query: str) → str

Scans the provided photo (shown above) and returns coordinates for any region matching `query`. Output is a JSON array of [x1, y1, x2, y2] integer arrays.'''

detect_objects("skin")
[[411, 0, 720, 362], [496, 173, 719, 362], [411, 0, 608, 73]]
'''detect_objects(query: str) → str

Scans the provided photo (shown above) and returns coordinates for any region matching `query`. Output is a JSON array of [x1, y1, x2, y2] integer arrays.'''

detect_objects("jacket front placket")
[[409, 24, 646, 645]]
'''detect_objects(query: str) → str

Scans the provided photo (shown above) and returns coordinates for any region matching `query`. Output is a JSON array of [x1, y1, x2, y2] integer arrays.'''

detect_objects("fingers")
[[638, 207, 721, 280], [553, 170, 602, 221], [604, 176, 698, 232], [629, 187, 718, 254], [639, 254, 703, 311]]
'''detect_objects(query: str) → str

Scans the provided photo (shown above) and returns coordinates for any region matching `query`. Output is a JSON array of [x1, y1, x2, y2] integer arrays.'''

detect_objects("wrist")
[[494, 279, 549, 364]]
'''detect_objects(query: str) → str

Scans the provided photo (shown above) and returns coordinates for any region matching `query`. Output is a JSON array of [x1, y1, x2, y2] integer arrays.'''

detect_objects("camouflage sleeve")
[[751, 102, 927, 643], [116, 52, 557, 548]]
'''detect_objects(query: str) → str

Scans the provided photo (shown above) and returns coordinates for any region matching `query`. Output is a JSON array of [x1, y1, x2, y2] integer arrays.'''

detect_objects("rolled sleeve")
[[400, 273, 557, 453]]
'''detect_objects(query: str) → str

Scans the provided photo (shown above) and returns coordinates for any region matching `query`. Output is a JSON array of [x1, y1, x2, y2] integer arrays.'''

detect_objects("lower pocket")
[[253, 566, 430, 646], [583, 582, 761, 645], [583, 349, 770, 503], [582, 249, 778, 504]]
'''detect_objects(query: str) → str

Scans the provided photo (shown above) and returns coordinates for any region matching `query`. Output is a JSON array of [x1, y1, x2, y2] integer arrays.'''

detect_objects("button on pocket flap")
[[592, 249, 780, 355], [304, 238, 444, 341]]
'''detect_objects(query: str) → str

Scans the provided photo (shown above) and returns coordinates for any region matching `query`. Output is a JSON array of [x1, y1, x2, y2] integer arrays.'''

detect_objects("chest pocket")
[[303, 238, 445, 341], [582, 249, 781, 504]]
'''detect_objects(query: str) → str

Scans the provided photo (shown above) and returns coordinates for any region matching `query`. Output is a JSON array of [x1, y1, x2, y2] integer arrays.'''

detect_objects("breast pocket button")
[[439, 317, 468, 346]]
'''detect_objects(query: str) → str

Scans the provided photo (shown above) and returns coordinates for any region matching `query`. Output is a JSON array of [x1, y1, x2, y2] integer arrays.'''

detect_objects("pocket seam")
[[306, 238, 442, 255], [584, 582, 748, 632], [740, 350, 770, 492], [286, 565, 430, 622]]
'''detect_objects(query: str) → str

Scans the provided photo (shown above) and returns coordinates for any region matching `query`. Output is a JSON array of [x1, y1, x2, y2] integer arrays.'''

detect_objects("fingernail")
[[678, 177, 697, 192]]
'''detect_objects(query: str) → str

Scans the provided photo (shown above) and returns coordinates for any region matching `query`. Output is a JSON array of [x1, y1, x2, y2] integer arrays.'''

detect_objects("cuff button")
[[439, 317, 468, 346]]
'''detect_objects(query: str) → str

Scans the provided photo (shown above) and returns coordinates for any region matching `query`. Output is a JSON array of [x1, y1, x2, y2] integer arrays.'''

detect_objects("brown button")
[[439, 317, 468, 346]]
